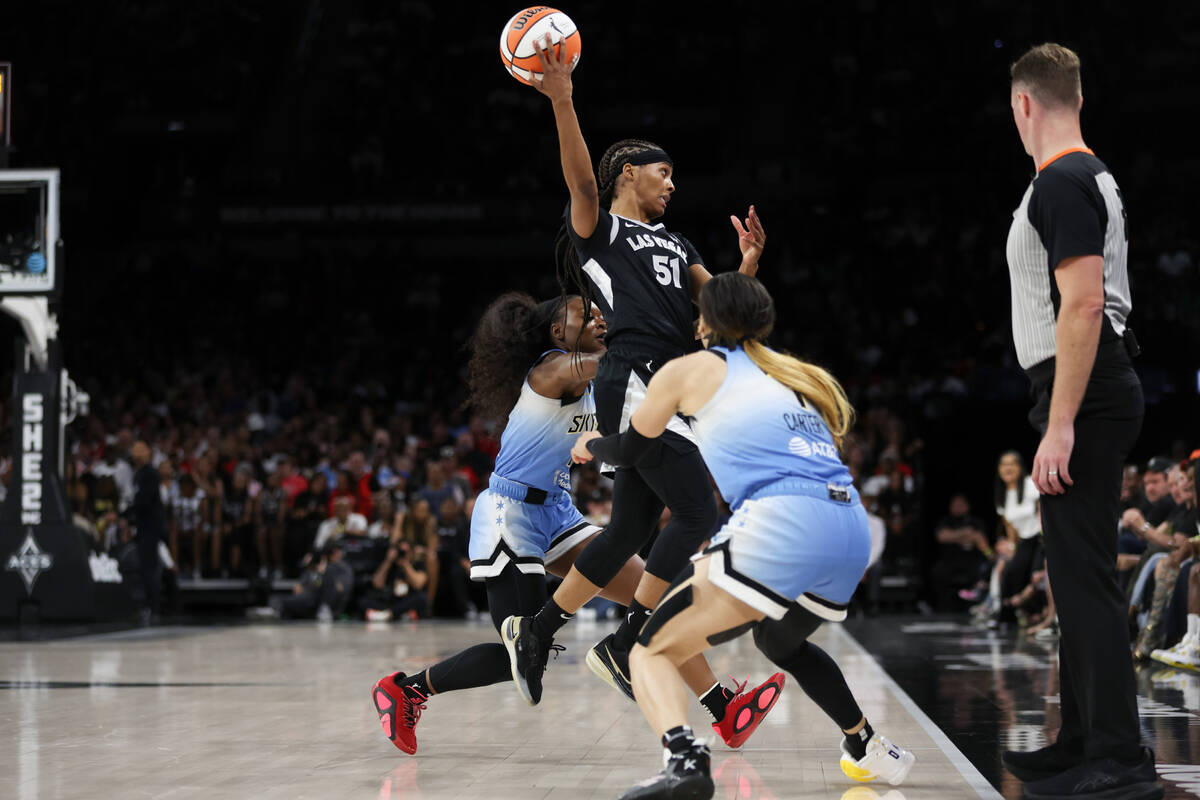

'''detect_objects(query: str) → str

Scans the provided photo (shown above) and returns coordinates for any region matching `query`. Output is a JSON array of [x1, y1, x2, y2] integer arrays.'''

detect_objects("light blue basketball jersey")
[[491, 350, 598, 494], [691, 346, 853, 509]]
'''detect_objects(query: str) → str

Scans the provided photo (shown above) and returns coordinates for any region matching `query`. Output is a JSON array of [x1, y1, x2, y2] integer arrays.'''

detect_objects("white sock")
[[1188, 614, 1199, 641]]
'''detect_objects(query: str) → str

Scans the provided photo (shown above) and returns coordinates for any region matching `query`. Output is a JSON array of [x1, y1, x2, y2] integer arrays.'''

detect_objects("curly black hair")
[[467, 292, 569, 425], [553, 138, 665, 349]]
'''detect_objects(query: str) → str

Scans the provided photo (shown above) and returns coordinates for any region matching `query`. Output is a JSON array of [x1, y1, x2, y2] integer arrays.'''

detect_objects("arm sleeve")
[[586, 426, 657, 468], [1027, 169, 1106, 269]]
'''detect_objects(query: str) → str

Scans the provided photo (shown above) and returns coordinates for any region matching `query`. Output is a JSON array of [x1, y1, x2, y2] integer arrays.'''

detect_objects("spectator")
[[877, 467, 917, 559], [1122, 463, 1193, 552], [93, 440, 134, 512], [313, 495, 369, 553], [995, 451, 1042, 623], [277, 455, 308, 501], [929, 493, 990, 611], [400, 497, 439, 602], [220, 464, 255, 577], [345, 450, 376, 520], [1120, 464, 1143, 510], [169, 472, 209, 580], [1140, 456, 1179, 527], [287, 471, 328, 575], [193, 451, 225, 564], [855, 490, 887, 616], [158, 458, 175, 506], [328, 469, 359, 516], [269, 541, 355, 621], [584, 488, 613, 527], [128, 440, 167, 621], [1133, 458, 1198, 659], [359, 538, 430, 620], [368, 491, 400, 540], [432, 496, 473, 617], [417, 462, 464, 522], [256, 466, 287, 580]]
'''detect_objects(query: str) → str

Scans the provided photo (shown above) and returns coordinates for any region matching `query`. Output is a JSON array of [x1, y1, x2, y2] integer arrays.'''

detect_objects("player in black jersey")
[[502, 35, 781, 750]]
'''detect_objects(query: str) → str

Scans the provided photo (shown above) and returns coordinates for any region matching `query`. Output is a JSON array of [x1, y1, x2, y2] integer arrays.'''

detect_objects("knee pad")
[[706, 620, 755, 647], [636, 583, 694, 648], [752, 606, 824, 665]]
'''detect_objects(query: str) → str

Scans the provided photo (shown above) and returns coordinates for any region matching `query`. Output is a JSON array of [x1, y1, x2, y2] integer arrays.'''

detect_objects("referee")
[[1000, 44, 1161, 799]]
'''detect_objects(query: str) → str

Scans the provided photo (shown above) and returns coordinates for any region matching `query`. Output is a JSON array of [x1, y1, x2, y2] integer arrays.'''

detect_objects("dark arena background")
[[1, 3, 1198, 799]]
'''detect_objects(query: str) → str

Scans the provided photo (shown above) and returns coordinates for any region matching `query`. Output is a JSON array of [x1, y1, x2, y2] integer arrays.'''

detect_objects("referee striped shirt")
[[1005, 148, 1132, 371]]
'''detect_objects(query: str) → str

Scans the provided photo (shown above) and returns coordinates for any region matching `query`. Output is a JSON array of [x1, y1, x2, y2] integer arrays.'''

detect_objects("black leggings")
[[423, 565, 548, 695], [573, 436, 718, 587]]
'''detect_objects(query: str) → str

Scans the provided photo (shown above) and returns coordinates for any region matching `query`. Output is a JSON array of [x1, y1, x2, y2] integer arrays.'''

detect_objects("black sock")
[[531, 598, 574, 644], [699, 681, 734, 722], [414, 643, 512, 695], [662, 725, 696, 754], [398, 670, 430, 697], [613, 599, 653, 651], [843, 720, 875, 761]]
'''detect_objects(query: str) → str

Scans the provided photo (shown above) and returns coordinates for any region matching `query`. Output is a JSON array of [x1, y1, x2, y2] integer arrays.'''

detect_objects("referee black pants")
[[1039, 414, 1142, 762]]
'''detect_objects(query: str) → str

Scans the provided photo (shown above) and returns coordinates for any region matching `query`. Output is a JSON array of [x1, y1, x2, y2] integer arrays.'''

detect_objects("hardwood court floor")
[[1, 617, 999, 800]]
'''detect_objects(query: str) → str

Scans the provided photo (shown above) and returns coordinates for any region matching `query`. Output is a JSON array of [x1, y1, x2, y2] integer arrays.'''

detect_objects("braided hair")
[[467, 292, 570, 426], [553, 138, 666, 348]]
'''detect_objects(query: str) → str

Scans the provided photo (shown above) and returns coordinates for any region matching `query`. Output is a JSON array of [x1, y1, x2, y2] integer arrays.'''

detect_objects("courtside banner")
[[0, 369, 95, 619]]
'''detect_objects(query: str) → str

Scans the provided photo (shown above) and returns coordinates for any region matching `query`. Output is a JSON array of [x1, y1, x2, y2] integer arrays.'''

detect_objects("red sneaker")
[[712, 672, 785, 748], [372, 672, 427, 755]]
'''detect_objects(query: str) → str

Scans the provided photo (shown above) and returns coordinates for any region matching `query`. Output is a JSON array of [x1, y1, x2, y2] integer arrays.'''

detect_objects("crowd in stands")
[[927, 446, 1200, 672], [0, 350, 928, 622]]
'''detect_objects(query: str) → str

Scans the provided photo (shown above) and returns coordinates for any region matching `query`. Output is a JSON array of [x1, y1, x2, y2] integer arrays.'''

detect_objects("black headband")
[[621, 148, 673, 169]]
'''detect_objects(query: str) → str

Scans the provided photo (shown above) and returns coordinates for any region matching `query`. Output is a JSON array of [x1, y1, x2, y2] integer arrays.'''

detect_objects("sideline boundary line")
[[832, 624, 1004, 799]]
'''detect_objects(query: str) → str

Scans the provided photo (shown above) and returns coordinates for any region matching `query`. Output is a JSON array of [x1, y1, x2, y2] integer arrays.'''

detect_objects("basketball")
[[500, 7, 581, 86]]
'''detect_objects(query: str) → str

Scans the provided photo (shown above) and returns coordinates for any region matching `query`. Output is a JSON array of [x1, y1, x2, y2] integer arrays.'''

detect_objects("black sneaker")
[[586, 632, 635, 701], [1003, 741, 1084, 782], [620, 743, 713, 800], [500, 615, 561, 706], [1023, 747, 1162, 799]]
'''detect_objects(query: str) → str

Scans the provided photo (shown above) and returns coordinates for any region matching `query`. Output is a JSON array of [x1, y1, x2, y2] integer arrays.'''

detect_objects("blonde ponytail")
[[742, 340, 854, 448]]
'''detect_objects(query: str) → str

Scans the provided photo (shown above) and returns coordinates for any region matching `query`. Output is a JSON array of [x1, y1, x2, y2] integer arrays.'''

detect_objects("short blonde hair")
[[1011, 43, 1082, 109]]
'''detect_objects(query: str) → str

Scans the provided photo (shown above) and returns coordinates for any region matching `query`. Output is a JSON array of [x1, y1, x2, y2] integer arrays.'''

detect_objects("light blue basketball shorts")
[[700, 490, 870, 621], [468, 486, 599, 582]]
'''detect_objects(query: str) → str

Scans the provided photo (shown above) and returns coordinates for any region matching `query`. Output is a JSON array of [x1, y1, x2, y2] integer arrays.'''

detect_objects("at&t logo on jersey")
[[788, 436, 837, 459]]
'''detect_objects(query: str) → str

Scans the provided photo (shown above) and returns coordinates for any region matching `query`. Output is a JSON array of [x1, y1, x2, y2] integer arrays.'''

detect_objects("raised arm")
[[531, 34, 599, 238], [527, 349, 604, 398], [688, 205, 766, 302]]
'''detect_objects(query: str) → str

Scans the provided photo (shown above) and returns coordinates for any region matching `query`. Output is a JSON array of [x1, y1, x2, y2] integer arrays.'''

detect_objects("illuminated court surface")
[[2, 619, 1002, 800]]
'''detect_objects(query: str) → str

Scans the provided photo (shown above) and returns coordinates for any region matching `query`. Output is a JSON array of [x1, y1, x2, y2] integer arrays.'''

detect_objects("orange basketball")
[[499, 7, 581, 86]]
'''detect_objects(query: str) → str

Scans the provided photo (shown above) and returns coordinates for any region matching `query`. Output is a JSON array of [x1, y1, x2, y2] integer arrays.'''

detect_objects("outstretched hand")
[[532, 33, 575, 102], [731, 205, 766, 267]]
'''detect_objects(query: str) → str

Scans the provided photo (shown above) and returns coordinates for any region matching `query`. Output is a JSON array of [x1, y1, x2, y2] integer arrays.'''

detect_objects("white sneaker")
[[840, 733, 916, 786], [316, 604, 333, 623], [1033, 619, 1059, 641], [1150, 634, 1198, 670]]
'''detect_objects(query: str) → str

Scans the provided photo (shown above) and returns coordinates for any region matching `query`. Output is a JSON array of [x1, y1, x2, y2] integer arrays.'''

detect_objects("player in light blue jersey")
[[574, 273, 915, 800], [370, 291, 647, 754]]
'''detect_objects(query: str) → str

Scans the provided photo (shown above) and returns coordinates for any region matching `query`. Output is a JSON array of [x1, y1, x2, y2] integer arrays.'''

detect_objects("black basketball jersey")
[[566, 205, 704, 357]]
